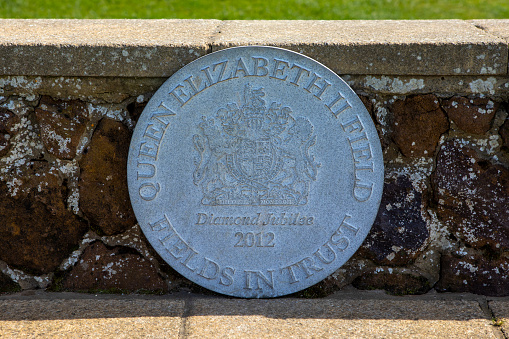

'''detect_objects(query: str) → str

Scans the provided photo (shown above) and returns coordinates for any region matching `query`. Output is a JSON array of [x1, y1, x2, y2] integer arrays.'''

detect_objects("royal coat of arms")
[[193, 84, 320, 206]]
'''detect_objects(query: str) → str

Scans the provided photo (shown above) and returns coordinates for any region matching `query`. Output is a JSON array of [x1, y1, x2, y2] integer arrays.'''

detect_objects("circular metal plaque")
[[128, 46, 383, 298]]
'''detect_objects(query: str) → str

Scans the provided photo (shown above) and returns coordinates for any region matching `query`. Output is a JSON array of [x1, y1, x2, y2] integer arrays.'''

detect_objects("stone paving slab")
[[211, 20, 508, 76], [185, 298, 497, 338], [0, 299, 185, 338], [0, 291, 501, 338]]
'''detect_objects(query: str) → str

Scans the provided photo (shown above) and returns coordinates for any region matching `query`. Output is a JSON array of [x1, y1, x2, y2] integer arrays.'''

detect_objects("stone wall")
[[0, 19, 508, 296]]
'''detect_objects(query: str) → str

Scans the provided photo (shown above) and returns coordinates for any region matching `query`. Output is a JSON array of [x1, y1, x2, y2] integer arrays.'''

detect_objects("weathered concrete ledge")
[[0, 19, 508, 77]]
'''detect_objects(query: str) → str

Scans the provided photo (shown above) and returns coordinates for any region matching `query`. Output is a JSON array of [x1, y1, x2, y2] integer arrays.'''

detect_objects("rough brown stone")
[[0, 162, 88, 274], [359, 95, 373, 115], [0, 107, 19, 157], [35, 96, 89, 159], [437, 249, 509, 296], [500, 118, 509, 149], [433, 140, 509, 250], [392, 94, 449, 157], [352, 271, 431, 295], [291, 276, 344, 298], [360, 176, 429, 265], [79, 118, 136, 235], [127, 100, 147, 124], [442, 96, 499, 134], [359, 95, 389, 150], [0, 134, 8, 157], [0, 272, 20, 293], [62, 241, 166, 293]]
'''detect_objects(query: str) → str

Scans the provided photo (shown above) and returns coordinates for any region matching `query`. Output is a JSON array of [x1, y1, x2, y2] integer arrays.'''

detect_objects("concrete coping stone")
[[0, 19, 220, 78], [472, 20, 509, 43], [0, 19, 508, 77]]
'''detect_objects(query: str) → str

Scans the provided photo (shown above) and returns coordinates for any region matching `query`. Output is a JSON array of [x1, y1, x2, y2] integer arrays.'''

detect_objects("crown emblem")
[[193, 84, 320, 206]]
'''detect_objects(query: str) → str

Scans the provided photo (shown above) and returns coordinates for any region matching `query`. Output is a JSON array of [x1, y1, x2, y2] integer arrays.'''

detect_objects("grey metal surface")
[[127, 46, 383, 298]]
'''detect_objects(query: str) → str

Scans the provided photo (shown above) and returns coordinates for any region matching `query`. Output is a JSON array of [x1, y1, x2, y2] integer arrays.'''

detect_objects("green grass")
[[0, 0, 508, 19]]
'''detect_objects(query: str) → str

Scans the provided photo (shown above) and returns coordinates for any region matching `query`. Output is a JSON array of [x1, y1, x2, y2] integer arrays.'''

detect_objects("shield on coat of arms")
[[234, 139, 277, 181]]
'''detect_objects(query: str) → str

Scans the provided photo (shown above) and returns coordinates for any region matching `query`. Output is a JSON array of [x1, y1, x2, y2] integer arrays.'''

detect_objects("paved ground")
[[1, 287, 508, 338]]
